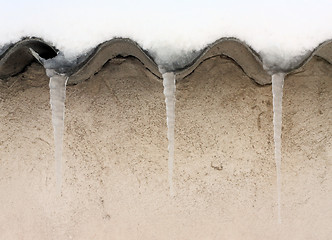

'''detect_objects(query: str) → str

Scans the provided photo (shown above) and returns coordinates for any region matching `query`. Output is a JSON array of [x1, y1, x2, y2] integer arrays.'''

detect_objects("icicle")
[[272, 72, 285, 224], [161, 70, 176, 196], [47, 69, 68, 193]]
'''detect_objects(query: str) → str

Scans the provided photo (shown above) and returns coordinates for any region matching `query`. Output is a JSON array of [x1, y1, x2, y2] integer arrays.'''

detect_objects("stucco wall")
[[0, 55, 331, 239]]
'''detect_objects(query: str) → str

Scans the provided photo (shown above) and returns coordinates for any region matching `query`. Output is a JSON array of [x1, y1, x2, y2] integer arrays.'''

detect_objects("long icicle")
[[272, 72, 285, 224], [47, 69, 68, 193], [162, 71, 176, 196]]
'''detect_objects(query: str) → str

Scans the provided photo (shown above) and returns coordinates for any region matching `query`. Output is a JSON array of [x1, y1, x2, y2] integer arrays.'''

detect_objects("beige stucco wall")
[[0, 56, 331, 239]]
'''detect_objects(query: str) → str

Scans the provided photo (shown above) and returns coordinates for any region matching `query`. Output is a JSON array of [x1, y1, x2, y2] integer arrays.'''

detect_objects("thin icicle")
[[162, 71, 176, 196], [47, 69, 68, 193], [272, 72, 285, 224]]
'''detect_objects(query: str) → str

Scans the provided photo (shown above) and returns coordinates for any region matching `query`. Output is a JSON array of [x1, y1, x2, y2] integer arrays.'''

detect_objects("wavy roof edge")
[[0, 37, 331, 85]]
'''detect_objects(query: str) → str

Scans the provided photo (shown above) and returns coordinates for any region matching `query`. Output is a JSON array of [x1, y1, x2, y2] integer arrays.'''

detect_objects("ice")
[[47, 69, 68, 193], [30, 47, 77, 74], [30, 48, 69, 192], [261, 50, 312, 73], [161, 70, 176, 196], [272, 72, 285, 224], [151, 48, 203, 72]]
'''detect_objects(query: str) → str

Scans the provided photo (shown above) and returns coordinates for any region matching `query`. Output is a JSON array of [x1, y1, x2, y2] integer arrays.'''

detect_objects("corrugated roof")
[[0, 37, 331, 85]]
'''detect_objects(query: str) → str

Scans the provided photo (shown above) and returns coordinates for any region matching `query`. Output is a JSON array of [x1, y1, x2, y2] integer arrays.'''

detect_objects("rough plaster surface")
[[0, 56, 331, 239]]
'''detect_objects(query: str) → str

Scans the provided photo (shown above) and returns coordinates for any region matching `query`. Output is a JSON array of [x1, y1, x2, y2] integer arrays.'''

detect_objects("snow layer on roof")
[[1, 0, 332, 71]]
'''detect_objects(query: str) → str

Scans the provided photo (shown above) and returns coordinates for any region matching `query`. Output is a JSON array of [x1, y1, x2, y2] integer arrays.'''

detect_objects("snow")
[[1, 0, 332, 71]]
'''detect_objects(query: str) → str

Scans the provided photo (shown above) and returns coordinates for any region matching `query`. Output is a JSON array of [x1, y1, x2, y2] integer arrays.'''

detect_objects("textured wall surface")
[[0, 54, 331, 239]]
